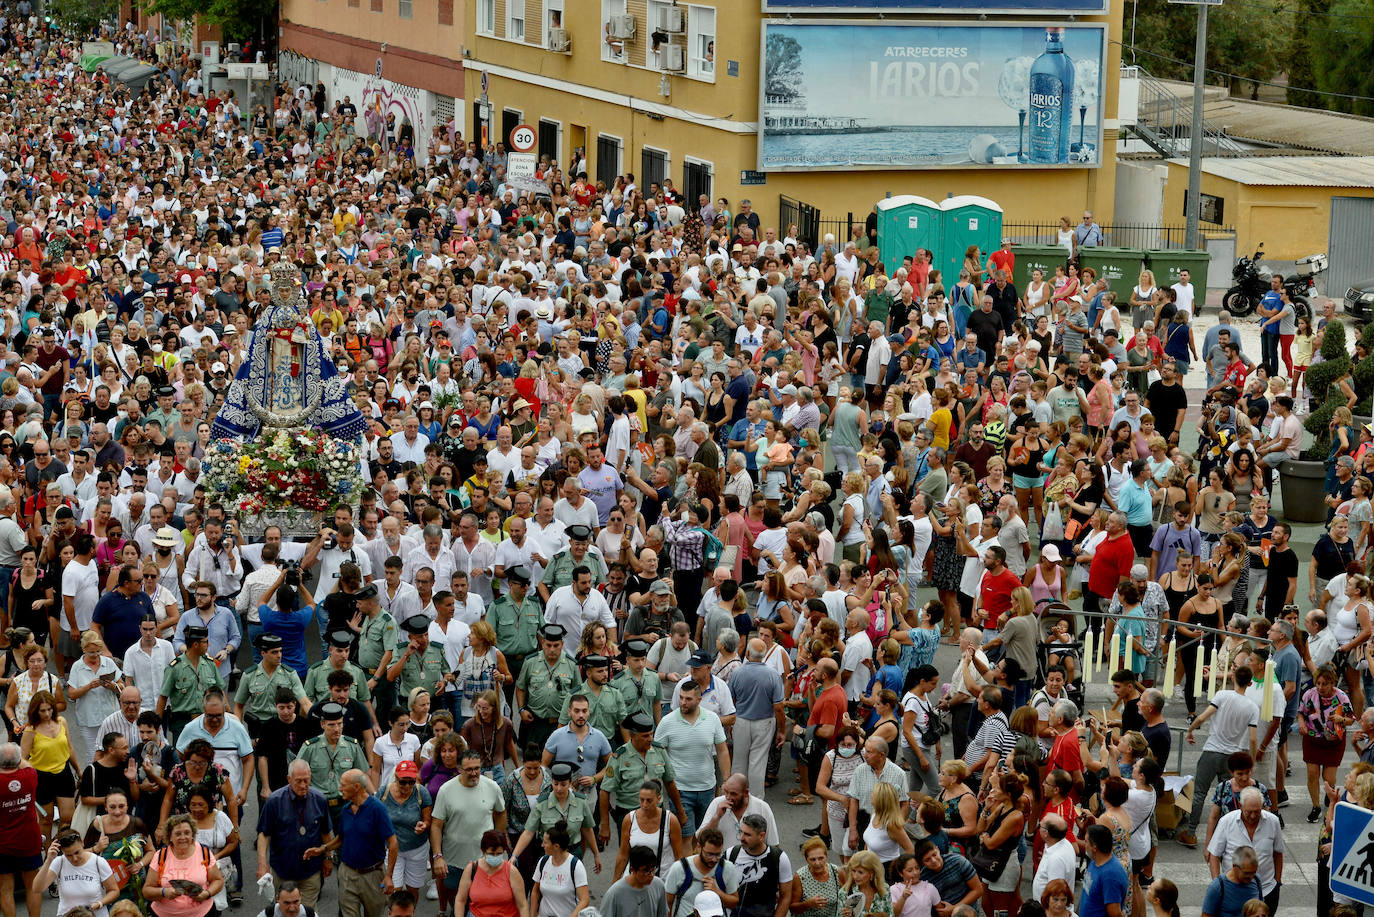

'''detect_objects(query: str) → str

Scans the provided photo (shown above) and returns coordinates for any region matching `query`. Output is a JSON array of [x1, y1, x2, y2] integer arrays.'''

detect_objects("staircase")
[[1124, 65, 1247, 158]]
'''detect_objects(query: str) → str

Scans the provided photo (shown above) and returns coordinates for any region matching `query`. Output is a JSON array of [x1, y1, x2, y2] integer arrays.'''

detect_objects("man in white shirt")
[[379, 556, 423, 624], [1032, 813, 1078, 900], [695, 774, 779, 848], [841, 610, 874, 704], [834, 242, 861, 287], [544, 568, 615, 642], [1206, 787, 1284, 909], [1171, 270, 1196, 319], [404, 525, 458, 587], [122, 618, 175, 712]]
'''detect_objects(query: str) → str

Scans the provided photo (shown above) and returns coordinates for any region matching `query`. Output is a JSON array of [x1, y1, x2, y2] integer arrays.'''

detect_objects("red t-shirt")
[[1088, 532, 1136, 598], [979, 567, 1023, 627], [1047, 728, 1084, 799], [0, 766, 42, 857], [989, 249, 1015, 277], [808, 684, 848, 749]]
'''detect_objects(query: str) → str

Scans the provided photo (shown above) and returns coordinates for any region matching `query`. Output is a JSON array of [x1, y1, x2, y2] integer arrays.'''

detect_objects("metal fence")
[[1002, 221, 1236, 250]]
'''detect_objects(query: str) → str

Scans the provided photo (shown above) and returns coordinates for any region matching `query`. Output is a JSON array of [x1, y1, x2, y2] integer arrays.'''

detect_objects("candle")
[[1193, 645, 1206, 699], [1110, 631, 1121, 674], [1211, 647, 1223, 698], [1099, 624, 1108, 667], [1124, 631, 1134, 673], [1163, 637, 1177, 697], [1083, 627, 1095, 683], [1260, 658, 1276, 722]]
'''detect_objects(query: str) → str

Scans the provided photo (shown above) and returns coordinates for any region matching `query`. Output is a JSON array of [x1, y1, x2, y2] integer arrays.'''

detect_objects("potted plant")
[[1284, 321, 1353, 523]]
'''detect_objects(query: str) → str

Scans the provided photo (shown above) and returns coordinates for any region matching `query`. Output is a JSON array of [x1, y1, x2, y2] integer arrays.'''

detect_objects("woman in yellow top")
[[1291, 313, 1316, 401], [926, 388, 954, 450], [19, 689, 80, 844]]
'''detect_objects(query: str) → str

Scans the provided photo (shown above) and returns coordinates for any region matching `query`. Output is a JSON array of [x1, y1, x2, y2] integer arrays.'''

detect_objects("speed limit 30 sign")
[[509, 124, 537, 152]]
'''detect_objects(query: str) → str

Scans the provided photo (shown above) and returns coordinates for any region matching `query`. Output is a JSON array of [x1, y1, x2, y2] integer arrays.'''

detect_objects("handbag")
[[967, 809, 1016, 882], [214, 857, 237, 910], [71, 799, 98, 837]]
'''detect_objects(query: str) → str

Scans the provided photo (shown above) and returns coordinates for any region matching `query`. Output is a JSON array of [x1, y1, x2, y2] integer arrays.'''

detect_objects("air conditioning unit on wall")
[[548, 28, 571, 52], [657, 5, 685, 33], [607, 15, 636, 40], [662, 44, 686, 73]]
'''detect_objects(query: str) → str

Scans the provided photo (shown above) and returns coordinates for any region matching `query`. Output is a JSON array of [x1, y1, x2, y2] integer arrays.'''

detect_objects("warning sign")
[[1331, 801, 1374, 906]]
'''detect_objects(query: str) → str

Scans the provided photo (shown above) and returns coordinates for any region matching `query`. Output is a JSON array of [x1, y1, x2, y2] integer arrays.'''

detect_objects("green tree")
[[1287, 0, 1329, 106], [1313, 0, 1374, 114], [51, 0, 118, 36], [1126, 0, 1290, 97], [136, 0, 276, 44]]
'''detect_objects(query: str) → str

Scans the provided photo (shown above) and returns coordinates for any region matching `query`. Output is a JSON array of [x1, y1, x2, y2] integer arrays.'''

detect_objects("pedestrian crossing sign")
[[1332, 801, 1374, 905]]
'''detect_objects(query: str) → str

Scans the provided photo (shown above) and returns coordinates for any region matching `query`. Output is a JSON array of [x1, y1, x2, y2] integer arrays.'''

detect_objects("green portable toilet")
[[939, 196, 1003, 288], [1145, 249, 1212, 300], [1011, 245, 1072, 293], [1079, 247, 1145, 301], [875, 195, 941, 277]]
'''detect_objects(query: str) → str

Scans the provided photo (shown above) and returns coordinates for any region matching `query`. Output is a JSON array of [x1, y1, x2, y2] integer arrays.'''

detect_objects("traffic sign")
[[1331, 801, 1374, 906], [509, 123, 537, 153], [480, 71, 489, 94]]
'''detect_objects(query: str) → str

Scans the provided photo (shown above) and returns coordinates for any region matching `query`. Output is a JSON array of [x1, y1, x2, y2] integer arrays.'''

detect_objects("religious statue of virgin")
[[210, 261, 367, 441]]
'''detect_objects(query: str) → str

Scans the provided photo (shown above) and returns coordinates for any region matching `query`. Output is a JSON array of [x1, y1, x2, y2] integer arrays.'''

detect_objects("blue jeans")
[[679, 788, 716, 837], [245, 621, 263, 666], [42, 392, 61, 424], [484, 763, 506, 786], [314, 602, 331, 640]]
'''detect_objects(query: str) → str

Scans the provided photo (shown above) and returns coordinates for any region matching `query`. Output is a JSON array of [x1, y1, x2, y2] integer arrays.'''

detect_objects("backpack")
[[671, 856, 726, 917], [155, 841, 212, 877], [695, 527, 724, 571], [727, 843, 784, 917]]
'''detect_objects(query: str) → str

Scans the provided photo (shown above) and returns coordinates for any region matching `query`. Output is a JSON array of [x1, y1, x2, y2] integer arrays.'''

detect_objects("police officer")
[[598, 712, 685, 847], [354, 583, 397, 721], [515, 623, 577, 751], [487, 565, 543, 687], [512, 761, 598, 866], [386, 615, 446, 704], [234, 634, 310, 741], [611, 639, 663, 722], [296, 701, 369, 830], [157, 625, 225, 746], [560, 654, 628, 744], [538, 525, 606, 602], [304, 631, 375, 707]]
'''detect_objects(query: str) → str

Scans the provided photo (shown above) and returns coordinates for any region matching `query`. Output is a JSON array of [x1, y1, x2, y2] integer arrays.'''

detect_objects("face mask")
[[483, 854, 506, 868], [152, 342, 162, 352], [838, 746, 858, 758]]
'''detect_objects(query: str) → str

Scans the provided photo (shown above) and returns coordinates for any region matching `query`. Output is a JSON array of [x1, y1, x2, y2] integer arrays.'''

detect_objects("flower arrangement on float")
[[202, 430, 364, 526]]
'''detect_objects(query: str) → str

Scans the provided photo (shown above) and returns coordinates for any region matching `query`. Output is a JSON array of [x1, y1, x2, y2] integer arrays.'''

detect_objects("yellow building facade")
[[463, 0, 1126, 232]]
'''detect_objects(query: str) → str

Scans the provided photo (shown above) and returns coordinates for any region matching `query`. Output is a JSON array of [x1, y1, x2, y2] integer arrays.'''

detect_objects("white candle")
[[1163, 637, 1177, 697], [1083, 627, 1095, 684], [1124, 631, 1134, 673], [1260, 658, 1276, 722], [1110, 630, 1121, 674], [1193, 645, 1206, 698], [1211, 646, 1223, 698]]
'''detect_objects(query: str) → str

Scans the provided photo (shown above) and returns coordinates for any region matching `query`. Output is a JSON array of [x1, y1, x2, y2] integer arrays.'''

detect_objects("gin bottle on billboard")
[[1028, 28, 1074, 164]]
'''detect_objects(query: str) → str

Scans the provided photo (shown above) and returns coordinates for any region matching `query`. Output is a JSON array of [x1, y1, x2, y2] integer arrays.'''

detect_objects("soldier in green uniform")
[[610, 639, 664, 723], [353, 583, 398, 721], [597, 712, 685, 847], [233, 634, 311, 740], [386, 614, 446, 704], [487, 565, 543, 686], [156, 625, 225, 746], [559, 655, 628, 745], [303, 631, 379, 732], [515, 624, 578, 752], [295, 701, 369, 831], [510, 762, 600, 866], [537, 525, 606, 602]]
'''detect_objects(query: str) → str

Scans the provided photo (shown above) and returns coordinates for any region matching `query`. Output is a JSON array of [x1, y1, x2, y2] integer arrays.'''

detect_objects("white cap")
[[693, 891, 725, 917], [211, 362, 227, 374]]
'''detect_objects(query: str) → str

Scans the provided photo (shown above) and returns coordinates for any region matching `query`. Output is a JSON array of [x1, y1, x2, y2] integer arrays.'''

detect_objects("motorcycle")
[[1222, 243, 1322, 322]]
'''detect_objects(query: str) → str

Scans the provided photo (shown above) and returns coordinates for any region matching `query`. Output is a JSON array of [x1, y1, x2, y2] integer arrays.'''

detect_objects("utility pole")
[[1184, 2, 1209, 250]]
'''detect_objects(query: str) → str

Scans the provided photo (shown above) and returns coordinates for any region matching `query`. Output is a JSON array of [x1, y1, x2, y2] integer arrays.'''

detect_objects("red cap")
[[395, 760, 419, 779]]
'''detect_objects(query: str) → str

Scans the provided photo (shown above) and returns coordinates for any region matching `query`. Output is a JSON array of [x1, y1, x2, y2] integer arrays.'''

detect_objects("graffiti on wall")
[[328, 65, 429, 164]]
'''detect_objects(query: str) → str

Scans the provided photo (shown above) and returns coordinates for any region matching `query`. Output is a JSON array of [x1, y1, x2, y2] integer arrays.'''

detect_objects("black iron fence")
[[1003, 221, 1235, 250]]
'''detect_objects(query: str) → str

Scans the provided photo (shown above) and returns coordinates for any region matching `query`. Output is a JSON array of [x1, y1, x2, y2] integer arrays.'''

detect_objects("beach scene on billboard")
[[760, 23, 1105, 170]]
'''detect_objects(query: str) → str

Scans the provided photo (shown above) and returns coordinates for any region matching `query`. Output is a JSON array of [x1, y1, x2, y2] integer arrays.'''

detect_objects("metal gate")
[[779, 195, 820, 252], [1329, 197, 1374, 300], [683, 161, 712, 209]]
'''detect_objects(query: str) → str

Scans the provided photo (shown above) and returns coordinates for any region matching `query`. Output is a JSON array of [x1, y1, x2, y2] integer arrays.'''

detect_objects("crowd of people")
[[1, 11, 1374, 917]]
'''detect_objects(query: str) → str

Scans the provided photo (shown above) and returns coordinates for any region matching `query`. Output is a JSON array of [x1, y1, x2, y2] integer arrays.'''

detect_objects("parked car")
[[1344, 278, 1374, 318]]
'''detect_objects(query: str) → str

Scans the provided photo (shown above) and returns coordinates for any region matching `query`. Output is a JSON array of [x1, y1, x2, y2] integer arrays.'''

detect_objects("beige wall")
[[1163, 162, 1374, 260], [281, 0, 461, 62]]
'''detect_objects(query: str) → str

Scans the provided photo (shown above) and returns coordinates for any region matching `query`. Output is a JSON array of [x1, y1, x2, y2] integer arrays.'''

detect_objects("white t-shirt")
[[533, 853, 589, 917], [1171, 281, 1195, 317], [55, 853, 113, 917], [62, 557, 101, 629]]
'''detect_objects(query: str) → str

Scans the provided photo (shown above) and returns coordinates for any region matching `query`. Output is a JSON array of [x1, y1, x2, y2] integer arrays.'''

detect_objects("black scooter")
[[1222, 243, 1319, 322]]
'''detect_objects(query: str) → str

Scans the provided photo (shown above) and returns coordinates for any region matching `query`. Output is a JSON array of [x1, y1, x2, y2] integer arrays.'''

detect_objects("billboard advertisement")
[[759, 22, 1106, 171], [762, 0, 1109, 12]]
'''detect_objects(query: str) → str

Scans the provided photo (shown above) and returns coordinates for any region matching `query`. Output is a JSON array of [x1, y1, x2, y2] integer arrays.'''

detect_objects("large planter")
[[1277, 459, 1328, 524]]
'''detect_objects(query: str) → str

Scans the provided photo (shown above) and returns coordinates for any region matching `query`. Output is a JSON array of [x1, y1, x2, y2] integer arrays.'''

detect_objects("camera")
[[322, 534, 337, 551], [282, 558, 301, 586]]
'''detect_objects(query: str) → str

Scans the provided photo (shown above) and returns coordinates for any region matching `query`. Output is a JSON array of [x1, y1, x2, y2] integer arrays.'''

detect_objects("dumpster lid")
[[877, 195, 939, 212], [941, 195, 1003, 212]]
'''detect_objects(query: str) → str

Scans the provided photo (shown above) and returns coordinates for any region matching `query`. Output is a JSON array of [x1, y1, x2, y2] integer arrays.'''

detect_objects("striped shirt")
[[964, 710, 1015, 769]]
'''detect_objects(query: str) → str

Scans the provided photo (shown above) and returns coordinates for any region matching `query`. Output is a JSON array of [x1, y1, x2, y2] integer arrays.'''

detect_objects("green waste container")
[[1145, 249, 1212, 300], [1079, 247, 1145, 302], [1011, 245, 1072, 293]]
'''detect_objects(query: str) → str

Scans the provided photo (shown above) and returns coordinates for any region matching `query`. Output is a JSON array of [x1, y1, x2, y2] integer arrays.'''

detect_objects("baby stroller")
[[1033, 599, 1086, 712]]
